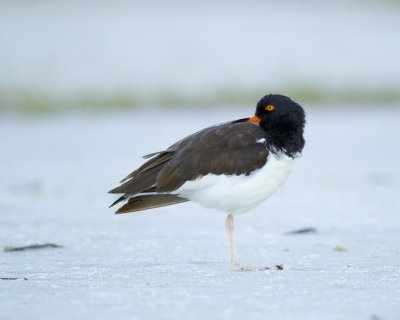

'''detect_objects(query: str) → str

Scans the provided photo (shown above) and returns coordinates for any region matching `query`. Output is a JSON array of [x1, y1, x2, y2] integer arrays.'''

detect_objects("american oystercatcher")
[[109, 94, 306, 271]]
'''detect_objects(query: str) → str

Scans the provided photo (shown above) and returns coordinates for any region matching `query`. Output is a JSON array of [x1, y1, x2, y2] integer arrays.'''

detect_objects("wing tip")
[[109, 195, 126, 208], [108, 186, 123, 194]]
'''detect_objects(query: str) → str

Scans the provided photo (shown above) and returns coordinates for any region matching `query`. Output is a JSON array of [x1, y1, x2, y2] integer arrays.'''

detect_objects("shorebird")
[[109, 94, 306, 271]]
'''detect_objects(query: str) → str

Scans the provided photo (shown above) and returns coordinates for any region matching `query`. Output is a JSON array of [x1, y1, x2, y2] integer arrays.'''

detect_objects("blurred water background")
[[1, 0, 400, 113]]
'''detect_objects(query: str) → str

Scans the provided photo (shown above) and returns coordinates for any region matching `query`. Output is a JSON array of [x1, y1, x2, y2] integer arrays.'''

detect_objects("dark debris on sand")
[[4, 243, 63, 252]]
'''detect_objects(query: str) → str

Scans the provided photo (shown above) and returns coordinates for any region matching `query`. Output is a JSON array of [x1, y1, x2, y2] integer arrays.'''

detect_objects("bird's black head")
[[254, 94, 306, 157]]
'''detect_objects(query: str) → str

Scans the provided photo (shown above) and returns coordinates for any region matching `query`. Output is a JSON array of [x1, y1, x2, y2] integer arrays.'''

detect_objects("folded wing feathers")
[[119, 151, 174, 183], [109, 165, 162, 194]]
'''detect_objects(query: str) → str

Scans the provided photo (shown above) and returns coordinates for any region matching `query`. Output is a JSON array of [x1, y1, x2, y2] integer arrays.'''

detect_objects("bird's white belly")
[[174, 154, 296, 215]]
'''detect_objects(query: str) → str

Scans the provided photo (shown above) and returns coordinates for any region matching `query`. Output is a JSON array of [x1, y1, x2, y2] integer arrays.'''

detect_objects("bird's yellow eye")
[[265, 105, 275, 111]]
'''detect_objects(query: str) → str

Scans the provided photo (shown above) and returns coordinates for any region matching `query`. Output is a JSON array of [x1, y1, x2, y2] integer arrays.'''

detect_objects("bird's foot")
[[231, 265, 271, 272]]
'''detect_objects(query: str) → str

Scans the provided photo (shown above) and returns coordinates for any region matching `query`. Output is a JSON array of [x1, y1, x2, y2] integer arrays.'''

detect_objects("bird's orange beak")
[[247, 115, 261, 124]]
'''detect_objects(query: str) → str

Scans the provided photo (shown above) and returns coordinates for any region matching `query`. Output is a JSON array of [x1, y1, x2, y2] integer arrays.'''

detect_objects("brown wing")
[[109, 120, 268, 197]]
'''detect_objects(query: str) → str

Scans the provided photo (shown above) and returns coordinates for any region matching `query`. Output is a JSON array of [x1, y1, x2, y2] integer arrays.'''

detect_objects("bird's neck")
[[262, 123, 305, 158]]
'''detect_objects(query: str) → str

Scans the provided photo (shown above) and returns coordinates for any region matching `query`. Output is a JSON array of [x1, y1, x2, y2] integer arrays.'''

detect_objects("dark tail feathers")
[[114, 194, 188, 214]]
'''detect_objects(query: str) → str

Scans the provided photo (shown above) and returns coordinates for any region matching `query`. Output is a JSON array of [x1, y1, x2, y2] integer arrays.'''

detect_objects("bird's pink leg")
[[225, 214, 239, 268], [225, 214, 270, 272]]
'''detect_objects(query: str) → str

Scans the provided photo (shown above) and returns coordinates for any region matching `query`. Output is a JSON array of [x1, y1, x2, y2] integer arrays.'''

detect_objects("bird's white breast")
[[174, 153, 297, 215]]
